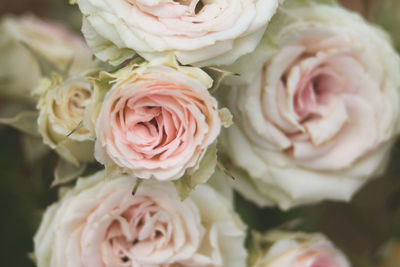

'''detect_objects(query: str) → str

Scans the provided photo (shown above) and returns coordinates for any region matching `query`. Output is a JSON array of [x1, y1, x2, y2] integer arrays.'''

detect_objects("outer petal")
[[76, 0, 280, 66]]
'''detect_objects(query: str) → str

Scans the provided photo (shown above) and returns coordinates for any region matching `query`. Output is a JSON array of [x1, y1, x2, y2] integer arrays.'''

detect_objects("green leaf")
[[52, 158, 87, 187], [174, 142, 218, 200], [0, 111, 39, 136]]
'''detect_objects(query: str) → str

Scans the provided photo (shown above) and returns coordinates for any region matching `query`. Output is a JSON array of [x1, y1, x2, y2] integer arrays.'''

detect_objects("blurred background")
[[1, 0, 400, 266]]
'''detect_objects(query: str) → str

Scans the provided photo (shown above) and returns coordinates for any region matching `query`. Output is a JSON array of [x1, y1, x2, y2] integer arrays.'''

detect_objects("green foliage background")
[[1, 1, 400, 266]]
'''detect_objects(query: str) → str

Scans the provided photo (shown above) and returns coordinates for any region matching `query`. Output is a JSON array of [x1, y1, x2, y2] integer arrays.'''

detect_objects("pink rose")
[[34, 170, 247, 267], [93, 59, 221, 181], [253, 231, 350, 267], [220, 3, 400, 209]]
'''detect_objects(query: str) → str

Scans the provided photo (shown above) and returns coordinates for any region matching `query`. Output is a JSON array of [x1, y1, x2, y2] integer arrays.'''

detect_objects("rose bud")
[[251, 231, 350, 267]]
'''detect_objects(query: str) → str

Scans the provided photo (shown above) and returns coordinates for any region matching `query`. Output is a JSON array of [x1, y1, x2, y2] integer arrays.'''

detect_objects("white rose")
[[0, 15, 96, 102], [35, 74, 94, 164], [34, 170, 247, 267], [252, 231, 350, 267], [219, 1, 400, 209], [76, 0, 280, 66]]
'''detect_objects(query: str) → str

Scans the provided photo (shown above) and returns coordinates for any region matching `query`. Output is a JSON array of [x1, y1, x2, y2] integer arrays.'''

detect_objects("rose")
[[34, 170, 247, 267], [93, 57, 221, 181], [219, 1, 400, 209], [0, 15, 96, 102], [35, 73, 94, 164], [251, 231, 350, 267], [76, 0, 280, 66]]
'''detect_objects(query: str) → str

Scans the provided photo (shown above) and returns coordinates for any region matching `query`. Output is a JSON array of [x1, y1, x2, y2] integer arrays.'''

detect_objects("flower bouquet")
[[1, 0, 400, 266]]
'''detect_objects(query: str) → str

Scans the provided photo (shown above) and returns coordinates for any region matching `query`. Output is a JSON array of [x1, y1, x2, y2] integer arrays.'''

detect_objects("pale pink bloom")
[[221, 4, 400, 209], [255, 231, 350, 267], [94, 63, 221, 181], [34, 170, 247, 267]]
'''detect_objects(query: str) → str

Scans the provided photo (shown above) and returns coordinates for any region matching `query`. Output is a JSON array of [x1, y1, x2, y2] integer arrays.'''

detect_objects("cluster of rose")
[[1, 0, 400, 266]]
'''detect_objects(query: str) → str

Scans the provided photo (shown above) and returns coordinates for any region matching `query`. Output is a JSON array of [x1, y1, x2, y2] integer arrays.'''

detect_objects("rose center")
[[293, 66, 341, 123], [123, 101, 182, 159], [52, 86, 91, 132], [310, 254, 337, 267], [104, 199, 172, 264], [68, 89, 91, 117], [292, 246, 344, 267]]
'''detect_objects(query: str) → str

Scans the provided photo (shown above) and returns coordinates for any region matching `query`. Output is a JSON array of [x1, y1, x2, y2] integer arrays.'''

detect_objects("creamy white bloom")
[[93, 58, 221, 181], [34, 170, 247, 267], [253, 231, 350, 267], [76, 0, 280, 66], [35, 74, 94, 164], [219, 2, 400, 209], [0, 15, 96, 101]]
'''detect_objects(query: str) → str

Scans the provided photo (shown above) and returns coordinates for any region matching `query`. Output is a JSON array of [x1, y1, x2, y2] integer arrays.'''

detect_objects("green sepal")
[[174, 142, 218, 200], [246, 231, 260, 267], [94, 71, 116, 92], [53, 138, 94, 166], [202, 66, 238, 93], [128, 56, 146, 66], [218, 107, 233, 128], [52, 158, 87, 187]]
